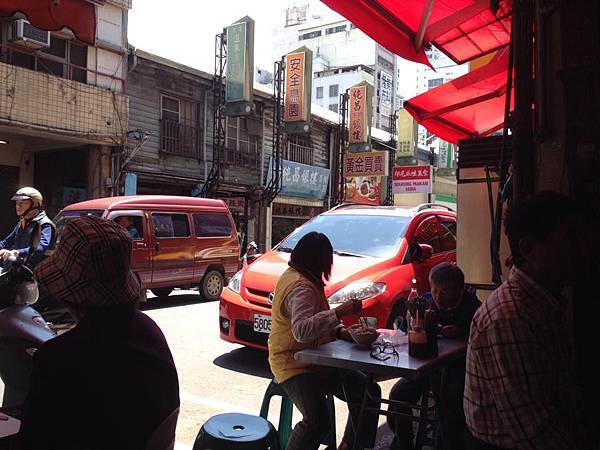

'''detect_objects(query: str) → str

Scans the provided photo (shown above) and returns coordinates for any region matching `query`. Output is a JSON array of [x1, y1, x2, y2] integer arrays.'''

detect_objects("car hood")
[[242, 250, 388, 296]]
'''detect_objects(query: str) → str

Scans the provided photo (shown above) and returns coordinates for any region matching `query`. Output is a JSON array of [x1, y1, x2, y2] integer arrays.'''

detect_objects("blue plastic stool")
[[193, 413, 279, 450], [259, 379, 336, 450]]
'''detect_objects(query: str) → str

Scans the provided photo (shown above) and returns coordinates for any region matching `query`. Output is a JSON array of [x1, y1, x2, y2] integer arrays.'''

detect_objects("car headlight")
[[227, 271, 243, 294], [327, 281, 386, 304]]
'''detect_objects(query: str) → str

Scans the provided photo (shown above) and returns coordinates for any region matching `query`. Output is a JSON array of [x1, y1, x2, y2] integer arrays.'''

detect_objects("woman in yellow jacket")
[[268, 232, 381, 450]]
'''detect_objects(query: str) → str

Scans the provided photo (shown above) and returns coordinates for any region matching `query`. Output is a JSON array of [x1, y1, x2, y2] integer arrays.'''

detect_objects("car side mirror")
[[411, 243, 433, 262]]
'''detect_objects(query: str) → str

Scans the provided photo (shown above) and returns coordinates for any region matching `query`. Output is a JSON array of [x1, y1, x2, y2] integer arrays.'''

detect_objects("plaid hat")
[[34, 215, 140, 307]]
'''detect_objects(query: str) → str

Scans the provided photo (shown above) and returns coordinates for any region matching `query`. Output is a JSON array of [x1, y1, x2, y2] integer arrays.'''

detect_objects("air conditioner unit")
[[9, 20, 51, 49]]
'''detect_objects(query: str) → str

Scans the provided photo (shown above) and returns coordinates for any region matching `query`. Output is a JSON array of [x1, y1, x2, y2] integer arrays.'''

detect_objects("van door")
[[106, 210, 152, 288], [150, 212, 195, 286], [191, 211, 240, 281]]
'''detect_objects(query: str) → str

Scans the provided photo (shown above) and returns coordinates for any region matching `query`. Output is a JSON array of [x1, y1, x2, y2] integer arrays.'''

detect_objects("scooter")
[[0, 226, 56, 409]]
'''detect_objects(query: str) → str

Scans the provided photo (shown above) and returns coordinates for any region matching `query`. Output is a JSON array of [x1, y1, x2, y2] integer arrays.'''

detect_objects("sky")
[[128, 0, 424, 98], [128, 0, 287, 74]]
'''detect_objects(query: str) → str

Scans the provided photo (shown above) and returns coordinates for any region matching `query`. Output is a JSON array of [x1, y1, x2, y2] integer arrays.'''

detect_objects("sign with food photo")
[[343, 151, 389, 178], [345, 176, 382, 205]]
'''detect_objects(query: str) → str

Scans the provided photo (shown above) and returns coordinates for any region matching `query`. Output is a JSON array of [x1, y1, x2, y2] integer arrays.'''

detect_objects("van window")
[[193, 213, 232, 237], [152, 214, 190, 238], [54, 210, 104, 235], [114, 216, 144, 240]]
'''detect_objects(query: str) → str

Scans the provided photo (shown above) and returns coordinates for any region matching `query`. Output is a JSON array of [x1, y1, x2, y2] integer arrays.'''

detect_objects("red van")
[[55, 196, 240, 301], [219, 203, 456, 349]]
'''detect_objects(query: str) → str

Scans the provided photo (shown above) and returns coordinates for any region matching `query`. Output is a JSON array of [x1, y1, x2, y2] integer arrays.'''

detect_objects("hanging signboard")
[[379, 71, 393, 109], [345, 176, 382, 205], [284, 47, 313, 134], [348, 81, 372, 151], [343, 151, 389, 178], [267, 158, 330, 200], [225, 16, 254, 116], [392, 165, 433, 194], [396, 108, 418, 159]]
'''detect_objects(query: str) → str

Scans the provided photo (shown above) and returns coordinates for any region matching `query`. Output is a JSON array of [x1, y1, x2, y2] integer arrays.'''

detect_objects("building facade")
[[126, 50, 337, 253], [274, 1, 400, 132], [0, 1, 130, 233]]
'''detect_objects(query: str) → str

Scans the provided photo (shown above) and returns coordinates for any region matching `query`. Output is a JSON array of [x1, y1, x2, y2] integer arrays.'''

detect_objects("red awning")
[[321, 0, 511, 65], [0, 0, 96, 45], [404, 49, 513, 144]]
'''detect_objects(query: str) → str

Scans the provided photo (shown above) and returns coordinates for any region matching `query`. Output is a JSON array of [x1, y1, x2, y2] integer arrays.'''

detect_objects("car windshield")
[[54, 210, 104, 234], [277, 214, 410, 259]]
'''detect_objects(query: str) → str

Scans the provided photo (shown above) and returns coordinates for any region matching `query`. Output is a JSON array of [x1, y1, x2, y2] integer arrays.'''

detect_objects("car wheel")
[[386, 299, 408, 330], [151, 288, 173, 299], [201, 270, 224, 301]]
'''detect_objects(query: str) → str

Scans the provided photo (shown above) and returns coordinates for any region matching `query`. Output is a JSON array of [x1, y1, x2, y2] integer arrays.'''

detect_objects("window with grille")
[[160, 95, 202, 159], [285, 135, 314, 165], [7, 35, 88, 83], [299, 30, 322, 41], [325, 25, 346, 35], [328, 103, 339, 114], [428, 78, 444, 89], [225, 117, 261, 168], [329, 84, 339, 98]]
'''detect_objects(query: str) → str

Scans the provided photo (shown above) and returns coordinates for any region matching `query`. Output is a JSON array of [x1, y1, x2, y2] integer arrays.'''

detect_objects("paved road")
[[2, 289, 398, 449], [141, 290, 397, 449]]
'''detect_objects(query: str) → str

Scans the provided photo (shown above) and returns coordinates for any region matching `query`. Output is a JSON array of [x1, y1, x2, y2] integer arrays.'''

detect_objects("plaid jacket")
[[464, 268, 579, 449]]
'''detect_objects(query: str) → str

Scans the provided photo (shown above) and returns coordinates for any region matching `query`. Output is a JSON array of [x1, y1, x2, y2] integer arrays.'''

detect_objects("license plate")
[[253, 314, 272, 334]]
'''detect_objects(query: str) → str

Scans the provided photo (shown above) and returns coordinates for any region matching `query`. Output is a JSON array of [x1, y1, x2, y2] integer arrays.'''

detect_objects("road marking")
[[180, 390, 254, 415]]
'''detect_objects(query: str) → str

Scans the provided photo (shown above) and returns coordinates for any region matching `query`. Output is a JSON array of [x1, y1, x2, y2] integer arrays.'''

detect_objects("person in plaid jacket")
[[465, 192, 587, 450], [15, 216, 180, 450]]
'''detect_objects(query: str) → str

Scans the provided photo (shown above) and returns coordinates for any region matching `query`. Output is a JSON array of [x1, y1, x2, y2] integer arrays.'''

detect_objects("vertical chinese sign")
[[348, 82, 372, 151], [396, 108, 417, 160], [225, 17, 254, 116], [283, 47, 313, 134]]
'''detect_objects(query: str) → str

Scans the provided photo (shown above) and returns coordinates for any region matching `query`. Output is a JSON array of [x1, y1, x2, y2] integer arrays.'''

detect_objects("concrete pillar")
[[87, 145, 112, 199]]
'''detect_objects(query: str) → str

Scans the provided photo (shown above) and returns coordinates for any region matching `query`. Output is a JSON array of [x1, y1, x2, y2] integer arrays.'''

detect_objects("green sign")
[[226, 22, 247, 103]]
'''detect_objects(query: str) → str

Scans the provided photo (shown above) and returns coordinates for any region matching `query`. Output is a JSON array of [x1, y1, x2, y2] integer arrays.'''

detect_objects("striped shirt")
[[464, 267, 579, 449]]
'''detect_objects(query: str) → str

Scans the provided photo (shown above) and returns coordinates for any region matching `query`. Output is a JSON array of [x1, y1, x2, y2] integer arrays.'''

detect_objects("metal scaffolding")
[[262, 57, 285, 206], [385, 111, 398, 206], [332, 91, 349, 206], [201, 32, 227, 198]]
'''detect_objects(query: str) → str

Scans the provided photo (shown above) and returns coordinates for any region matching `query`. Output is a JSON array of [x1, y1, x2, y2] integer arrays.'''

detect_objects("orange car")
[[219, 203, 456, 349]]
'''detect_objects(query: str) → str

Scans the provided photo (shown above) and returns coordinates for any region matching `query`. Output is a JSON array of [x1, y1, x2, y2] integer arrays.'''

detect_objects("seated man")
[[15, 216, 179, 450], [388, 263, 480, 450], [115, 215, 141, 239]]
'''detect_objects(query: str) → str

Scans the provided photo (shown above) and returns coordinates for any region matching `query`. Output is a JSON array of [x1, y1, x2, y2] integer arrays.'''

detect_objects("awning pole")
[[415, 0, 436, 50]]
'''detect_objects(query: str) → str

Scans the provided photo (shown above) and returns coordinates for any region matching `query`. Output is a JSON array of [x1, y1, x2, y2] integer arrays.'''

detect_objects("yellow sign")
[[343, 151, 389, 177], [349, 85, 368, 144], [284, 52, 306, 122], [396, 109, 417, 158]]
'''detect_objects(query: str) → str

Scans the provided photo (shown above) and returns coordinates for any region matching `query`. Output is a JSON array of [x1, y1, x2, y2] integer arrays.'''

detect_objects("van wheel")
[[386, 299, 408, 330], [200, 270, 224, 301], [151, 288, 173, 299]]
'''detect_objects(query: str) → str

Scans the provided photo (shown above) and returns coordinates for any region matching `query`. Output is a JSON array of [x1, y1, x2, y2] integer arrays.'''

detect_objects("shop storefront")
[[267, 159, 330, 249], [271, 197, 326, 245]]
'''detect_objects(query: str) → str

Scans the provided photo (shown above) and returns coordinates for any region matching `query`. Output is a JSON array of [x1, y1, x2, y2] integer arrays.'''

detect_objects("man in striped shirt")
[[464, 192, 586, 449]]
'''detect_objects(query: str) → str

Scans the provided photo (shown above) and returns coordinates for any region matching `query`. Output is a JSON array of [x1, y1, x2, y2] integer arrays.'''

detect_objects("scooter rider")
[[0, 187, 57, 268]]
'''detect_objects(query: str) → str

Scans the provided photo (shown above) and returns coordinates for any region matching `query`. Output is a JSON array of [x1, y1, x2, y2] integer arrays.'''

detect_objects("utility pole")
[[428, 146, 435, 203]]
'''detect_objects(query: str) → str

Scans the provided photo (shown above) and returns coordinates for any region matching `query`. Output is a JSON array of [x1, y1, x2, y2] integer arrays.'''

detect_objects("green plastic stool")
[[259, 379, 336, 450]]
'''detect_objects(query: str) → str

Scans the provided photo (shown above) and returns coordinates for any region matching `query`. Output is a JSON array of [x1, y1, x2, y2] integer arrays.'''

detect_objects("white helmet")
[[12, 187, 43, 208]]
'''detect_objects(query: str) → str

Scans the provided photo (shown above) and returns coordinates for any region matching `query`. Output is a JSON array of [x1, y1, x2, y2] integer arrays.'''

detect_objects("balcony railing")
[[0, 48, 127, 143], [160, 119, 203, 159], [285, 142, 314, 165]]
